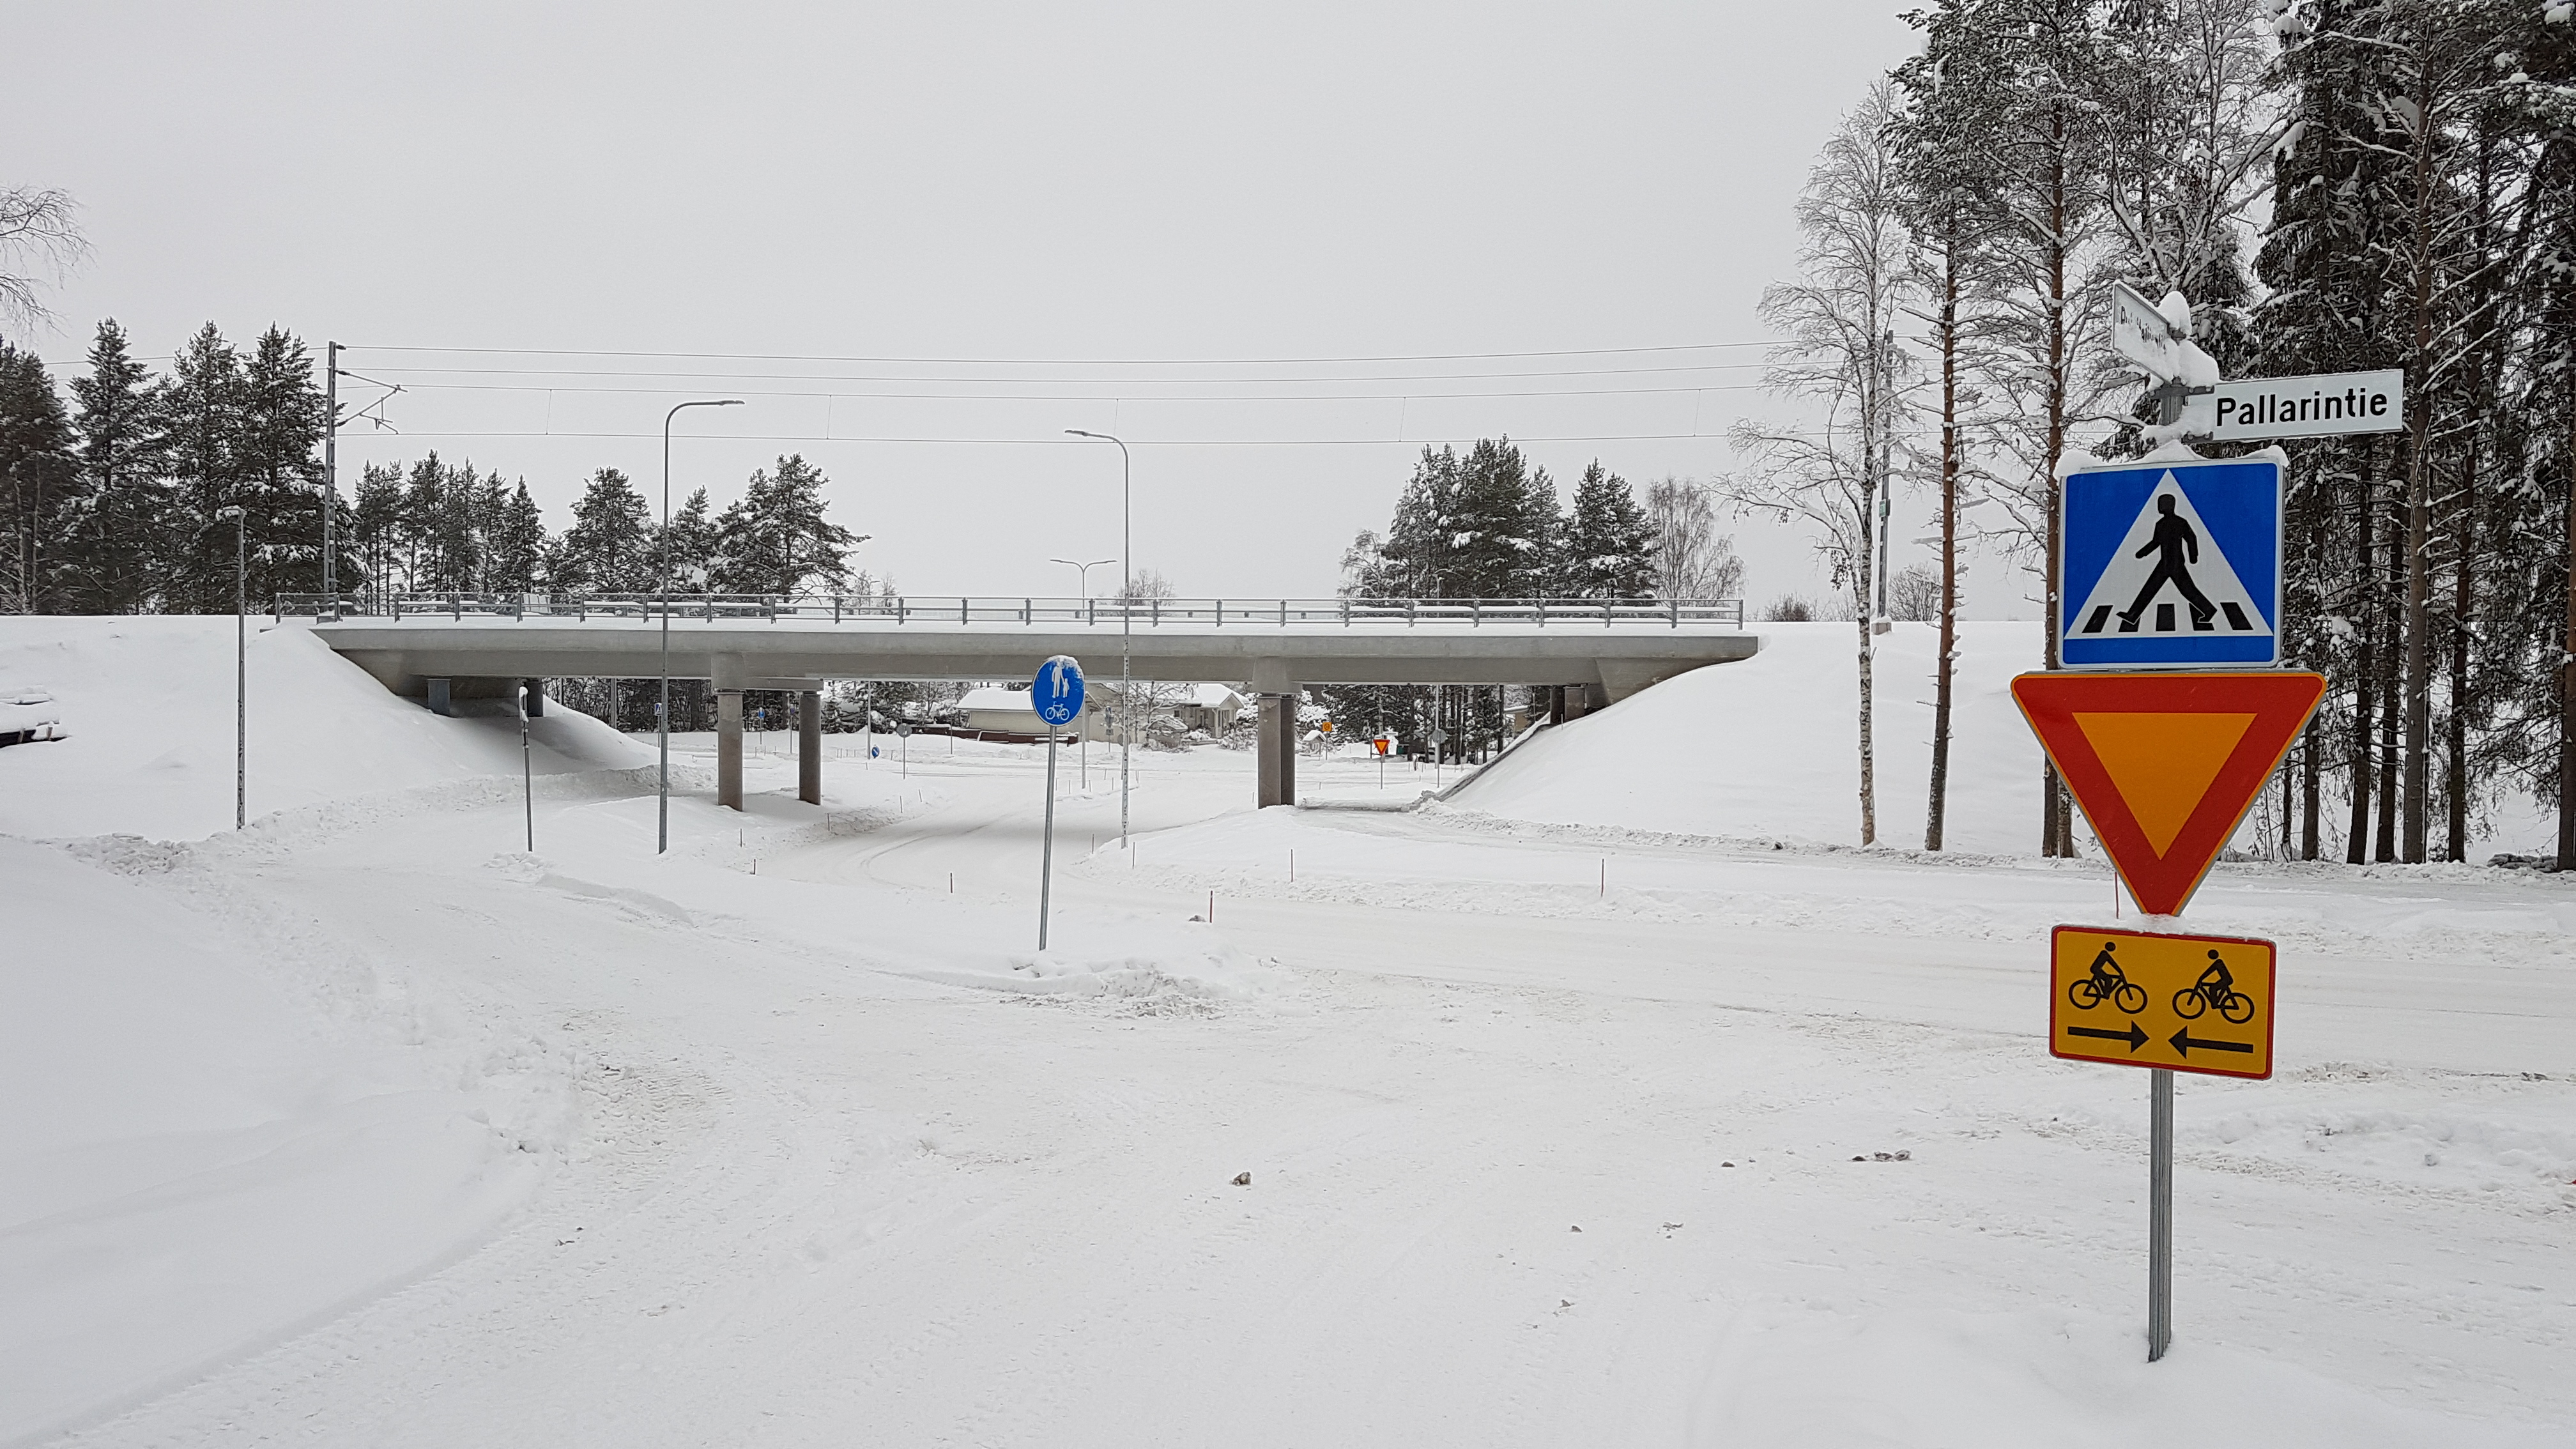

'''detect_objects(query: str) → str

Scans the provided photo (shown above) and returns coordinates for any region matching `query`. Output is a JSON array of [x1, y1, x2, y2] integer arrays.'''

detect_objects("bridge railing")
[[280, 592, 1748, 629]]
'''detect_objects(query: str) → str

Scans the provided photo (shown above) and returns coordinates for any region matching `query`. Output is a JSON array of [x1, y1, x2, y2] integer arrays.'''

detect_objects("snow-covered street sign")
[[1032, 655, 1085, 727], [2110, 282, 2186, 383], [2060, 456, 2281, 668], [2198, 367, 2405, 443]]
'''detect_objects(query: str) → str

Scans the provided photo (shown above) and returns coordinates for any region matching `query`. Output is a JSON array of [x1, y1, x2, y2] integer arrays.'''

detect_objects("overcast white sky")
[[14, 2, 2032, 613]]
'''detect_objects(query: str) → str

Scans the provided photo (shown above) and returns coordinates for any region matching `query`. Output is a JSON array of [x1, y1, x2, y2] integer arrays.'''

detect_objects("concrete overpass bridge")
[[303, 594, 1757, 809]]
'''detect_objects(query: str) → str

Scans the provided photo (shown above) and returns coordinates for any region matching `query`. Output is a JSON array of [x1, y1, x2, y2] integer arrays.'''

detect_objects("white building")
[[952, 682, 1248, 741]]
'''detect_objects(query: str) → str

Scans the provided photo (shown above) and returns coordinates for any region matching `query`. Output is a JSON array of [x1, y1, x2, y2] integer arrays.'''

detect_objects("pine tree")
[[661, 486, 719, 593], [352, 461, 405, 608], [486, 479, 548, 594], [710, 454, 858, 595], [556, 466, 654, 595], [1446, 438, 1556, 598], [0, 342, 75, 613], [1556, 462, 1655, 597], [235, 325, 329, 601], [162, 323, 246, 613], [61, 319, 169, 613]]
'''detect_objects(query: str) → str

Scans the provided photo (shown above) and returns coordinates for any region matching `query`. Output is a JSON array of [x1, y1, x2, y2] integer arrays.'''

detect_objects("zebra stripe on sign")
[[2067, 471, 2270, 641]]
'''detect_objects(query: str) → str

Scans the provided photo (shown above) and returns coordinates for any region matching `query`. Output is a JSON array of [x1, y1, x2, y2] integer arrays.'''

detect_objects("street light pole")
[[217, 505, 247, 829], [660, 398, 744, 854], [1049, 558, 1112, 792], [1048, 556, 1117, 599], [1065, 430, 1131, 845]]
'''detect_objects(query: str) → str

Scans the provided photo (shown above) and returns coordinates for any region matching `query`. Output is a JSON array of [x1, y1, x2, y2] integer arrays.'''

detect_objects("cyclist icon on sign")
[[2068, 940, 2149, 1015], [2118, 494, 2220, 632], [2173, 948, 2256, 1024]]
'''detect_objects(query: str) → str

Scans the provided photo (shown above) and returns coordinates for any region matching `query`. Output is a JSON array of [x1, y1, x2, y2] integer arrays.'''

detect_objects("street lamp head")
[[1066, 428, 1103, 440]]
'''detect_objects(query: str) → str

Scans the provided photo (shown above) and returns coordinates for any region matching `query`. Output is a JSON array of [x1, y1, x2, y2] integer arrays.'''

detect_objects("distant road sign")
[[2012, 671, 2326, 916], [2051, 926, 2275, 1079], [2111, 282, 2186, 383], [1032, 654, 1085, 726], [2062, 456, 2281, 668], [2200, 368, 2404, 443]]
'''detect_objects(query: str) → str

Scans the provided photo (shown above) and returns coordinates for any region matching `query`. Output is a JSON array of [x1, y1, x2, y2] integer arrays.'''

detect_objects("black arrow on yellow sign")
[[2167, 1028, 2254, 1059], [2068, 1022, 2149, 1052]]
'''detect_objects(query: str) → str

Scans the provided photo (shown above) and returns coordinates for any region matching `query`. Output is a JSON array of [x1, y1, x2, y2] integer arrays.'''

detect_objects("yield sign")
[[2011, 671, 2326, 916]]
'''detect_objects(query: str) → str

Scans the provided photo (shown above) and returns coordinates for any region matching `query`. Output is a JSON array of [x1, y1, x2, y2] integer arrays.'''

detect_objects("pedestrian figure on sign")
[[2119, 494, 2218, 632]]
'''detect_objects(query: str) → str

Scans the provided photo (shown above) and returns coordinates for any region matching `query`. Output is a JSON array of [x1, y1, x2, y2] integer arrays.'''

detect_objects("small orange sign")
[[2050, 926, 2275, 1079]]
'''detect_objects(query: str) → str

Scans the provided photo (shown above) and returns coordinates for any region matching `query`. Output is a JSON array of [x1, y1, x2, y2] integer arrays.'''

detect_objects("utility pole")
[[323, 341, 340, 617]]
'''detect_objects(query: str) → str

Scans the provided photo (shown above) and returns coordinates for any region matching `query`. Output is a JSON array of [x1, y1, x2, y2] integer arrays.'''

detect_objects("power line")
[[347, 339, 1779, 367], [358, 358, 1768, 385], [383, 379, 1767, 403], [335, 429, 1734, 448]]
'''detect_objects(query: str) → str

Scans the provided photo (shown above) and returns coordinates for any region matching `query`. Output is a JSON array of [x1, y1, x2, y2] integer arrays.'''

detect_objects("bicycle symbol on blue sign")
[[2061, 455, 2283, 668], [1033, 655, 1085, 727]]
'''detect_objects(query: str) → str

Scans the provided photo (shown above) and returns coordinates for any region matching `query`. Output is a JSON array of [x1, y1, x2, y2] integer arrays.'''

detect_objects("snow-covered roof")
[[1183, 684, 1245, 710], [958, 686, 1039, 712]]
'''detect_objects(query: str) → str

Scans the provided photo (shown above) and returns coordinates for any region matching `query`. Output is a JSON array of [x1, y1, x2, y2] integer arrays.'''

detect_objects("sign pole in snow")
[[2022, 284, 2347, 1362], [1031, 656, 1085, 950], [519, 683, 535, 853]]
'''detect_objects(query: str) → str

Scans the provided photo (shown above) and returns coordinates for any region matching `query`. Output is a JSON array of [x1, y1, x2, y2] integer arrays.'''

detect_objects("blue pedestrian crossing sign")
[[2062, 456, 2282, 668], [1032, 654, 1085, 726]]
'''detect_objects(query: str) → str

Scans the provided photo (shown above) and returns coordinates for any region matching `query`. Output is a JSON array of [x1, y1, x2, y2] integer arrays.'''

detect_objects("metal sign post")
[[2150, 1067, 2174, 1361], [2025, 286, 2336, 1361], [1032, 656, 1085, 950]]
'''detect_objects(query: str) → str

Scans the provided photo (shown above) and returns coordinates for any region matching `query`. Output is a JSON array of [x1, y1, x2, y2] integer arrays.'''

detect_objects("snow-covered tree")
[[1643, 477, 1745, 600], [1722, 82, 1919, 846], [555, 468, 654, 595], [1556, 462, 1656, 598], [710, 454, 859, 595]]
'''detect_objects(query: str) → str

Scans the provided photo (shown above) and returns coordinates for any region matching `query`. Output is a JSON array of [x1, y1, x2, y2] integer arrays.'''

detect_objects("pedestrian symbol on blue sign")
[[2062, 456, 2281, 668], [1032, 654, 1085, 726]]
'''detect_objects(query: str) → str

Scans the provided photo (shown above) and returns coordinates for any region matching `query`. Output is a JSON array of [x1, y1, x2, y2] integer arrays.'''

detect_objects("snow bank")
[[1454, 622, 2046, 852], [0, 617, 650, 841], [0, 836, 565, 1444]]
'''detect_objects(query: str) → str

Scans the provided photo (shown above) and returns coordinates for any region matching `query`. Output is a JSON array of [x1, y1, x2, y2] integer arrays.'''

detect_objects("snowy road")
[[20, 731, 2564, 1448]]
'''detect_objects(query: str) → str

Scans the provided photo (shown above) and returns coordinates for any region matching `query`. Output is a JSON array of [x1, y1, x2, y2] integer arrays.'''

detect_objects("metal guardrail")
[[279, 592, 1748, 629]]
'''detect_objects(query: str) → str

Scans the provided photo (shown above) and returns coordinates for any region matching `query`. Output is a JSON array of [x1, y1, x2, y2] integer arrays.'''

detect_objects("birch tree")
[[1722, 82, 1917, 845]]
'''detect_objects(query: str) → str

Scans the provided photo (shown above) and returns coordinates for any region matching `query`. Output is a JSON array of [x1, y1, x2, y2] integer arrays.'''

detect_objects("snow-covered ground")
[[1, 616, 2570, 1447]]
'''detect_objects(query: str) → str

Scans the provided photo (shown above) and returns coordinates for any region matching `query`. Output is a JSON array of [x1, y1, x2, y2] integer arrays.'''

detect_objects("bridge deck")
[[311, 598, 1758, 698]]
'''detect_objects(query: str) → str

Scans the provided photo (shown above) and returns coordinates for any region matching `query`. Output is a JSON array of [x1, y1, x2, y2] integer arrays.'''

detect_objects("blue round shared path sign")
[[1032, 654, 1085, 727]]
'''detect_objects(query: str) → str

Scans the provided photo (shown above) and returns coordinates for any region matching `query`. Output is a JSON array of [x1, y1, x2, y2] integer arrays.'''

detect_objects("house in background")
[[951, 682, 1249, 741]]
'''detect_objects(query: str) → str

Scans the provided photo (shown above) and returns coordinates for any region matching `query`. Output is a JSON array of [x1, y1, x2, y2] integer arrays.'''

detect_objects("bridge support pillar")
[[426, 677, 452, 717], [1257, 691, 1297, 808], [522, 678, 545, 718], [798, 689, 822, 806], [716, 689, 744, 810]]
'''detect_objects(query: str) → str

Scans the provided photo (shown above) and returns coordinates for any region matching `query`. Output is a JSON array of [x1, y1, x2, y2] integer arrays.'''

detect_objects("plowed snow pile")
[[1452, 621, 2046, 852], [0, 617, 650, 840]]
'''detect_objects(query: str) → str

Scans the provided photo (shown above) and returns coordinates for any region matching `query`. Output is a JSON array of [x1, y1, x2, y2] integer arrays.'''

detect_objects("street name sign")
[[2199, 368, 2404, 443], [2062, 455, 2281, 668], [1032, 654, 1085, 727], [2111, 282, 2186, 383], [2051, 926, 2275, 1080], [2011, 670, 2326, 916]]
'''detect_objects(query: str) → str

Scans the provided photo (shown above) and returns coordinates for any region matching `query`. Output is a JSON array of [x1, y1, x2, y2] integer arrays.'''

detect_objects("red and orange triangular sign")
[[2011, 671, 2326, 916]]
